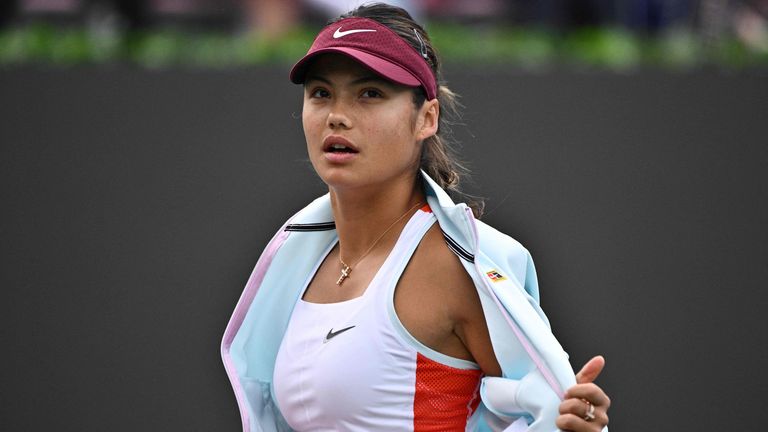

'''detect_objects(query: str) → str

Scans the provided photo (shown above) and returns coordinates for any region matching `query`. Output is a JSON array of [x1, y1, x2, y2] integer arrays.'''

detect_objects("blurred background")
[[0, 0, 767, 69], [2, 1, 767, 432]]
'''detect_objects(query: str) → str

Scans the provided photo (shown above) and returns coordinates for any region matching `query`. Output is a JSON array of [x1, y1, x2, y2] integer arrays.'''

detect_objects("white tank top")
[[273, 207, 483, 431]]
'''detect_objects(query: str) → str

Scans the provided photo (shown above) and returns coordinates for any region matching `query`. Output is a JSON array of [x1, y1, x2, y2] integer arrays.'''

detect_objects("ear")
[[415, 99, 439, 142]]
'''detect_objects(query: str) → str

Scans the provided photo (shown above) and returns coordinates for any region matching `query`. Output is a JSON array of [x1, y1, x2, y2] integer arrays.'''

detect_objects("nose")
[[327, 105, 351, 130]]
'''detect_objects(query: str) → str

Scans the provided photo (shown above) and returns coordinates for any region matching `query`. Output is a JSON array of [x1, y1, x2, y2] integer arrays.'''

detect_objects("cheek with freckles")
[[364, 118, 419, 171]]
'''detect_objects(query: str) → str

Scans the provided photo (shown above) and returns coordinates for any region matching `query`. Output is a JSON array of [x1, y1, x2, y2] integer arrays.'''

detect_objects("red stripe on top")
[[420, 204, 432, 213], [413, 353, 483, 431]]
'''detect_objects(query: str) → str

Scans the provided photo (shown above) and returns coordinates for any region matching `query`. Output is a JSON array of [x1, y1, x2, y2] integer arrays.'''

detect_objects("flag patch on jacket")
[[486, 270, 507, 282]]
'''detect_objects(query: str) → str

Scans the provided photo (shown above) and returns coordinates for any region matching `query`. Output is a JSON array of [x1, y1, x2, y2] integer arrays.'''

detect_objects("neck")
[[330, 173, 425, 262]]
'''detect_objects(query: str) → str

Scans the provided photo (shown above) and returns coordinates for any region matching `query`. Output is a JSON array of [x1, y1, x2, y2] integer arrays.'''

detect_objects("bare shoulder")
[[396, 222, 502, 376], [397, 223, 475, 322], [408, 222, 474, 296]]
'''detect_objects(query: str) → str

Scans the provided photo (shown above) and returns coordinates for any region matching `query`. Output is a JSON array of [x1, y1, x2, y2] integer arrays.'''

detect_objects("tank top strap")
[[366, 206, 436, 300]]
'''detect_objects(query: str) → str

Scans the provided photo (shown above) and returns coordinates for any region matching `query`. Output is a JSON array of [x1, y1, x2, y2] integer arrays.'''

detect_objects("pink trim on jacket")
[[220, 219, 294, 432]]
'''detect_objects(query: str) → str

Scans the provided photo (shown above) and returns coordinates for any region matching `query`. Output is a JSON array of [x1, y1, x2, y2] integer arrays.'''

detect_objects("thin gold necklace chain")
[[336, 200, 423, 285]]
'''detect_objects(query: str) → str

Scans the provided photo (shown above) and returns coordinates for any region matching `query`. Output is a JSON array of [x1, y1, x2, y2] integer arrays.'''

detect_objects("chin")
[[314, 166, 362, 189]]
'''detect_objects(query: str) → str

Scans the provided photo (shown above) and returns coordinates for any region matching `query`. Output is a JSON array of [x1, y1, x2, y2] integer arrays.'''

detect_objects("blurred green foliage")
[[1, 23, 766, 70]]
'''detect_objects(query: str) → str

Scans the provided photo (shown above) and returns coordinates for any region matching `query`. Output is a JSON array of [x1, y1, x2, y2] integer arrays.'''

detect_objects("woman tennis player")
[[222, 3, 611, 431]]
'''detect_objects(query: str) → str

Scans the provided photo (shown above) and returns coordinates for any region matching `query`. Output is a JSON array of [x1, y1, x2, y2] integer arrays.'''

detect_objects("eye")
[[308, 87, 330, 99], [360, 88, 383, 98]]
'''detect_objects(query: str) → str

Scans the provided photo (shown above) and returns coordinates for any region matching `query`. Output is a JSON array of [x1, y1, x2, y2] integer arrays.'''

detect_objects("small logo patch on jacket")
[[486, 270, 507, 282]]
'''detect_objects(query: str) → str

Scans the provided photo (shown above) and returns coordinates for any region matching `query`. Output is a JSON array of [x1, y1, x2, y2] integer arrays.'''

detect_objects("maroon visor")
[[289, 17, 437, 101]]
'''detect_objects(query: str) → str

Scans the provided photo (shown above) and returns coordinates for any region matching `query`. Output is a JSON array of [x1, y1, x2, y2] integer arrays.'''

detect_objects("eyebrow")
[[304, 74, 390, 87]]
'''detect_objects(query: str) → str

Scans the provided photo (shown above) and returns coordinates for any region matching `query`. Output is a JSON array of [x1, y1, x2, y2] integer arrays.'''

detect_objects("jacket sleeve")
[[472, 232, 608, 432], [519, 249, 551, 328]]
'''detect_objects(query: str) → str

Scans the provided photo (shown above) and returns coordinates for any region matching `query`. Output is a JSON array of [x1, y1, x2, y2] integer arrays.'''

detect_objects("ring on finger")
[[582, 399, 596, 421]]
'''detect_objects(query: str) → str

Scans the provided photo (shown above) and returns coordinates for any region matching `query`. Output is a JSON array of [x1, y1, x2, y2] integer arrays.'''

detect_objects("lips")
[[322, 135, 359, 154]]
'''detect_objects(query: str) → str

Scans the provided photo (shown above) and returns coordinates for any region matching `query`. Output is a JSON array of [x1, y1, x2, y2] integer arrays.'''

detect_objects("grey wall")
[[1, 67, 766, 431]]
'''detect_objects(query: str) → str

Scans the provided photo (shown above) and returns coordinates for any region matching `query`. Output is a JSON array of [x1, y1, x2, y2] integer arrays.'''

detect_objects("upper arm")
[[396, 224, 502, 377]]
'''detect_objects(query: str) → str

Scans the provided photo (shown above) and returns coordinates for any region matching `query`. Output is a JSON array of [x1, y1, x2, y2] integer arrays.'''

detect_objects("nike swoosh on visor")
[[333, 27, 376, 38]]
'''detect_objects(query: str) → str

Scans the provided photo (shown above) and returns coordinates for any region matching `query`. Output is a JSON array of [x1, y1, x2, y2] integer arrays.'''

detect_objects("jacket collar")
[[421, 170, 478, 254], [286, 170, 477, 254]]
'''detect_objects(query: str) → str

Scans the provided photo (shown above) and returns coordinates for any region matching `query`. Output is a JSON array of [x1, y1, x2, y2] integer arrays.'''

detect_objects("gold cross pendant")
[[336, 264, 351, 285]]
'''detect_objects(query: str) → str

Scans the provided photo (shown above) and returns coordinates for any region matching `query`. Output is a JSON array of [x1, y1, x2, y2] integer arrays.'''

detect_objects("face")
[[302, 54, 438, 193]]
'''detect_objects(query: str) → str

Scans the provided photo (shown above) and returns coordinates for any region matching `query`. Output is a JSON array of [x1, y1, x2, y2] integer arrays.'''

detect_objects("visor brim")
[[290, 47, 422, 89]]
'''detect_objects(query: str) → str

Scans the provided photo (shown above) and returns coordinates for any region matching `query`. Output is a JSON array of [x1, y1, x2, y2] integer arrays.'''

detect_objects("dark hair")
[[332, 3, 484, 217]]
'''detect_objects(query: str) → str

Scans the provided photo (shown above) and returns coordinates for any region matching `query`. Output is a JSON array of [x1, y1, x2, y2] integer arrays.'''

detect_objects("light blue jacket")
[[221, 172, 605, 431]]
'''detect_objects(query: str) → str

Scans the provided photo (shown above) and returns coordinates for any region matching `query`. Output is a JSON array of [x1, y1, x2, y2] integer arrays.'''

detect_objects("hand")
[[556, 355, 610, 431]]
